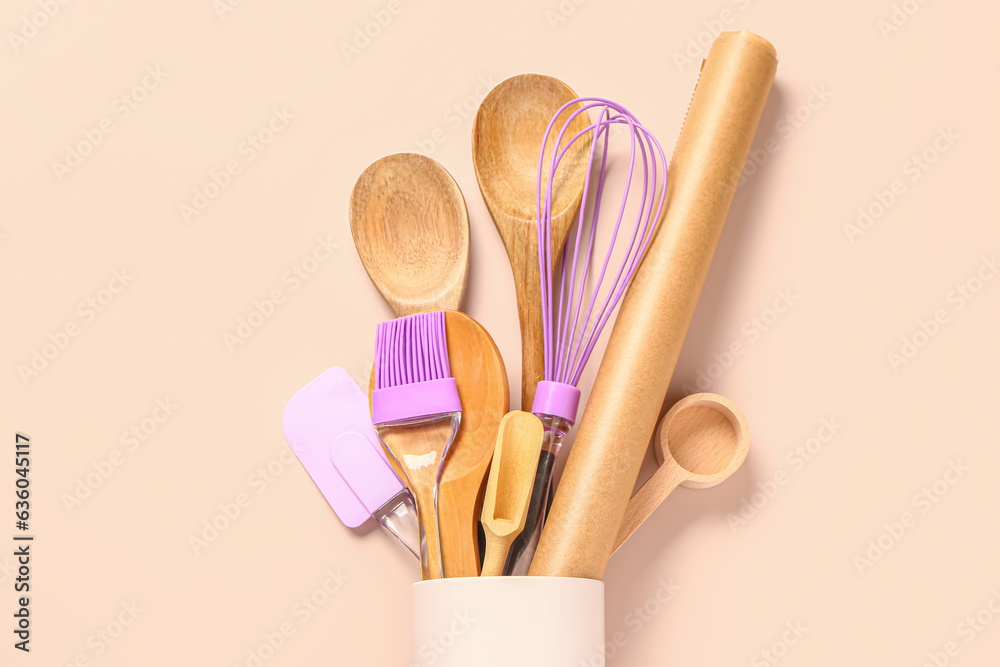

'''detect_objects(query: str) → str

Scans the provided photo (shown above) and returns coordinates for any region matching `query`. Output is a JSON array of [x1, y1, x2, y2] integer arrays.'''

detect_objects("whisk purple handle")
[[534, 97, 668, 422]]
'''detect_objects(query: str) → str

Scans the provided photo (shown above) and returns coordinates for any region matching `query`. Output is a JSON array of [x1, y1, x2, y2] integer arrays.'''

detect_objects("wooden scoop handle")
[[612, 463, 686, 555], [481, 531, 516, 577]]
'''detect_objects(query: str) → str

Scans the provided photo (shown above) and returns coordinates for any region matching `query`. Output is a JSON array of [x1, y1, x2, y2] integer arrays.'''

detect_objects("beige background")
[[3, 0, 999, 665]]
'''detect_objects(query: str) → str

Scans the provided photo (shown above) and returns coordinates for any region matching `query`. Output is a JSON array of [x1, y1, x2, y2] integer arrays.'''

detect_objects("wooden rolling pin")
[[529, 31, 777, 579]]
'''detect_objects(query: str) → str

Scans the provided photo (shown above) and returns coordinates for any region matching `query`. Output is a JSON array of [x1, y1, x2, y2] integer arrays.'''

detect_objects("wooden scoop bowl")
[[612, 393, 751, 554], [472, 74, 591, 410], [480, 411, 543, 577]]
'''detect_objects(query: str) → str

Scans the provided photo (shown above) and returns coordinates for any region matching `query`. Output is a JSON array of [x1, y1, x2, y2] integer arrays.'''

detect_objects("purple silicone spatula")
[[282, 366, 419, 557]]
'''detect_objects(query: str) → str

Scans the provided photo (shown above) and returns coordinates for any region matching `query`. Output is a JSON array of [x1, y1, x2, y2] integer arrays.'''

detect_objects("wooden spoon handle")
[[437, 483, 481, 577], [611, 463, 686, 555], [502, 214, 579, 411], [508, 234, 544, 411]]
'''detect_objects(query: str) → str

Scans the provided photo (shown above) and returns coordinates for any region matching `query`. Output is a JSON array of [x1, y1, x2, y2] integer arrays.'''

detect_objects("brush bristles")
[[374, 311, 451, 390]]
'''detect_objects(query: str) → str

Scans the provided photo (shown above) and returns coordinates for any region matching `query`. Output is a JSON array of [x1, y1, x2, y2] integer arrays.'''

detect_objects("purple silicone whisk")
[[506, 98, 668, 574]]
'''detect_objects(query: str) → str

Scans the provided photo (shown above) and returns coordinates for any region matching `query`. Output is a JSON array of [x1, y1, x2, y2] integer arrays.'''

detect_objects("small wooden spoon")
[[612, 393, 751, 554], [472, 74, 591, 409], [349, 153, 470, 316], [370, 311, 509, 577], [480, 411, 543, 577]]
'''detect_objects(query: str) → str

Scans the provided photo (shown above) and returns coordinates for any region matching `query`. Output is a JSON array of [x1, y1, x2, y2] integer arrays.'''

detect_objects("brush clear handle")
[[374, 489, 420, 559], [375, 412, 460, 580], [505, 413, 571, 575]]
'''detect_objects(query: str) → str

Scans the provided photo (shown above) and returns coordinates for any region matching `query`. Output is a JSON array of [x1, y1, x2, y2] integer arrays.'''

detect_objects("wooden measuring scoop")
[[480, 411, 543, 577], [370, 311, 508, 577], [612, 393, 750, 554]]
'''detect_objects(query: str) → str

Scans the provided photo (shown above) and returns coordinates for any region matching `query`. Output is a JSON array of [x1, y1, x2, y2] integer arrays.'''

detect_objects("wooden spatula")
[[480, 411, 543, 577]]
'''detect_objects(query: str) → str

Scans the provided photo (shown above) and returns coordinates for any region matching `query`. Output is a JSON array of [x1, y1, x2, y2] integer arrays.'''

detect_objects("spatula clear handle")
[[374, 489, 420, 559]]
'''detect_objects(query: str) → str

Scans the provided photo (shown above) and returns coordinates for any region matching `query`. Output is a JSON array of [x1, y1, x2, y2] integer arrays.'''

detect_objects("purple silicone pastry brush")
[[507, 98, 668, 574], [371, 311, 461, 580]]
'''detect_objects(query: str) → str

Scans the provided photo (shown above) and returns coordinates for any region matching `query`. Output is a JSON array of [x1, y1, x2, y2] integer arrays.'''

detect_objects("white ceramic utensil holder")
[[411, 576, 605, 666]]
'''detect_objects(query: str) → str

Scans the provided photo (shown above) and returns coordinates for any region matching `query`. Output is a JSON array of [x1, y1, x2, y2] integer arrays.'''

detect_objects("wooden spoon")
[[472, 74, 591, 410], [370, 311, 509, 577], [349, 153, 470, 316], [612, 393, 750, 554], [480, 411, 543, 577]]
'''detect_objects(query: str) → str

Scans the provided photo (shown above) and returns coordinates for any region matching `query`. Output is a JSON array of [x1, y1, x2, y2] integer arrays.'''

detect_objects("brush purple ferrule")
[[371, 311, 461, 425]]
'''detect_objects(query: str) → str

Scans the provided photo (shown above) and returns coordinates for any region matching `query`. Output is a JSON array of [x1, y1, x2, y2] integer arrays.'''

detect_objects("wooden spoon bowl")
[[472, 74, 591, 409], [349, 153, 470, 316]]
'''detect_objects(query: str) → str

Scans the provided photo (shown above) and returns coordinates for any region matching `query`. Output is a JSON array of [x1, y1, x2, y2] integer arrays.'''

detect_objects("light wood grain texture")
[[480, 411, 543, 577], [370, 311, 509, 578], [376, 418, 456, 580], [472, 74, 590, 410], [530, 31, 777, 579], [349, 153, 470, 316], [612, 393, 750, 555]]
